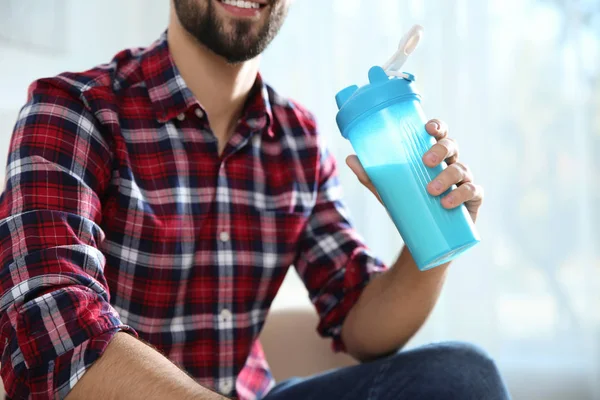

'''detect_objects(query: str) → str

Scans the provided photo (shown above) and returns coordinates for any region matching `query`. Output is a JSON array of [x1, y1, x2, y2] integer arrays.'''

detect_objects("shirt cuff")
[[3, 286, 137, 399], [315, 249, 387, 353]]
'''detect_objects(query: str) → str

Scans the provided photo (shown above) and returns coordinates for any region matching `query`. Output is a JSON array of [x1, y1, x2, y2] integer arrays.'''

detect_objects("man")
[[0, 0, 509, 399]]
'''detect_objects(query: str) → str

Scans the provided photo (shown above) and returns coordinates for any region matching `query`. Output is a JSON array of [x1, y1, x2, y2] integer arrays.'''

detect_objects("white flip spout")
[[382, 24, 424, 78]]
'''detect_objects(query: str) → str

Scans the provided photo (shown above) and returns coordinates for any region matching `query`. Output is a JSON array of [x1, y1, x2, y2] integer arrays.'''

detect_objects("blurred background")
[[1, 0, 599, 399]]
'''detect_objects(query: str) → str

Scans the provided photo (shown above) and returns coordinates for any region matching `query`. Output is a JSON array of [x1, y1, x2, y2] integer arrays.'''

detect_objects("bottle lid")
[[335, 67, 420, 136]]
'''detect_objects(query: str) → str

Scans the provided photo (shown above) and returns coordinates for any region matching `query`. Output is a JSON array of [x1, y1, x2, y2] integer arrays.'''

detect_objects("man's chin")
[[218, 41, 264, 64]]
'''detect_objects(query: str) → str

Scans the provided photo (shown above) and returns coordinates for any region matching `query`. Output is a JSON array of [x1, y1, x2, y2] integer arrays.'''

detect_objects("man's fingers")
[[346, 155, 381, 202], [346, 155, 370, 185], [422, 138, 459, 167], [427, 162, 472, 196], [442, 182, 484, 209], [425, 119, 448, 140]]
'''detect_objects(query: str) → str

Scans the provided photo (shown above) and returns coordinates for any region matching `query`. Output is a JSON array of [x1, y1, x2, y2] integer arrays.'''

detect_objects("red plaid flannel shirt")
[[0, 32, 385, 399]]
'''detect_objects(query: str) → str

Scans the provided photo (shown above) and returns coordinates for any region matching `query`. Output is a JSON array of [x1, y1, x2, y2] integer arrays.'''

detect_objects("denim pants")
[[263, 342, 511, 400]]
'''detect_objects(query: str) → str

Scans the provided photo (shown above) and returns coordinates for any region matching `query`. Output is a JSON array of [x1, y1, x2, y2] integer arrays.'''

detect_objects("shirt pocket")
[[235, 168, 314, 269]]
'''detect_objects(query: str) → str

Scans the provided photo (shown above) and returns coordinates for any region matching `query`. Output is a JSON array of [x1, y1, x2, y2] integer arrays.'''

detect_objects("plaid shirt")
[[0, 33, 385, 399]]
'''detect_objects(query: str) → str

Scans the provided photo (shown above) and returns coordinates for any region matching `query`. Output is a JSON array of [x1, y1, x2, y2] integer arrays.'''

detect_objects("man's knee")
[[386, 341, 509, 399], [432, 341, 499, 372]]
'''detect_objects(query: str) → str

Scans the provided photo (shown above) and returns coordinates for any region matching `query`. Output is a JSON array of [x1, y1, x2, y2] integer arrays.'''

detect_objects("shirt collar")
[[141, 31, 273, 136]]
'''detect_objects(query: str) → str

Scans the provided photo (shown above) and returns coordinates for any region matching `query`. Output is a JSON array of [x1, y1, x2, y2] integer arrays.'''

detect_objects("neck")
[[167, 12, 260, 150]]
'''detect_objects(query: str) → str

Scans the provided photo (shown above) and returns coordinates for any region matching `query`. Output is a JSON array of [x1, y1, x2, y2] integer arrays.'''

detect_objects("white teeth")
[[221, 0, 261, 9]]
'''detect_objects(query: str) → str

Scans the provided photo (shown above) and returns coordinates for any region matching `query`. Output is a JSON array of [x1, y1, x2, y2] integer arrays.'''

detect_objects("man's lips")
[[216, 0, 268, 18]]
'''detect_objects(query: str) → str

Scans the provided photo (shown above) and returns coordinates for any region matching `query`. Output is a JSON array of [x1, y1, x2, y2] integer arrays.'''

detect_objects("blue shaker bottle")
[[335, 26, 480, 270]]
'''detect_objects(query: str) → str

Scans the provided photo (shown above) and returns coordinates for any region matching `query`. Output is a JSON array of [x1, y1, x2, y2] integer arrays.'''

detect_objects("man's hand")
[[346, 118, 484, 222]]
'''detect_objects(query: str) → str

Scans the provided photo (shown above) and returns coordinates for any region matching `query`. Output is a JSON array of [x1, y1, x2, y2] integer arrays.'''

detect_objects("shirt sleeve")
[[294, 142, 388, 352], [0, 79, 136, 399]]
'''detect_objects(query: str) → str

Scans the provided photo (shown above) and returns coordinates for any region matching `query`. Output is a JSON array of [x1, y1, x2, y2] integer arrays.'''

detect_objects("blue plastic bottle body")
[[345, 99, 480, 270]]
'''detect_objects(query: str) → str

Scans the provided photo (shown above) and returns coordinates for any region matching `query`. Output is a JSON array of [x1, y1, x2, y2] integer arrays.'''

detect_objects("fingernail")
[[445, 194, 454, 205], [427, 121, 440, 131], [426, 152, 438, 164], [432, 180, 443, 192]]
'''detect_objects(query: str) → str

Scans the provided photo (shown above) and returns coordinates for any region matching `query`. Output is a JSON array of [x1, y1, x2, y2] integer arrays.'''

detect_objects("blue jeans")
[[263, 342, 511, 400]]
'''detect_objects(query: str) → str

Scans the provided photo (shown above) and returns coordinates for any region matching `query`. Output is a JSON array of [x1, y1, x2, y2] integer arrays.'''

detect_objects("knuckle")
[[440, 138, 457, 152], [475, 184, 484, 198], [448, 139, 459, 152], [453, 161, 466, 173], [456, 162, 470, 178], [449, 163, 464, 179], [462, 182, 477, 194], [464, 168, 474, 182], [436, 141, 451, 154]]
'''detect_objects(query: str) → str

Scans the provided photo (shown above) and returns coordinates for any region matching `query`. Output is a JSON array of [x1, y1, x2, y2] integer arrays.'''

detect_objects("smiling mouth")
[[216, 0, 267, 10]]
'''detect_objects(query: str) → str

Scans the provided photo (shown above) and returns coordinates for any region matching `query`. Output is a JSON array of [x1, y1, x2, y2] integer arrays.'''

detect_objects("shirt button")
[[177, 113, 185, 121], [219, 308, 233, 322], [219, 231, 230, 242], [219, 378, 233, 395], [195, 108, 205, 119]]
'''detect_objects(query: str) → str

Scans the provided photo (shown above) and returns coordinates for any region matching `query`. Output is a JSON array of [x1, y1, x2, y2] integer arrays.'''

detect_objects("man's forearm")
[[67, 332, 228, 400], [341, 246, 449, 362]]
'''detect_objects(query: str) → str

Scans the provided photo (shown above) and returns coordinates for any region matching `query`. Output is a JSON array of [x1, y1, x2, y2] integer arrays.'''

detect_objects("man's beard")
[[173, 0, 288, 63]]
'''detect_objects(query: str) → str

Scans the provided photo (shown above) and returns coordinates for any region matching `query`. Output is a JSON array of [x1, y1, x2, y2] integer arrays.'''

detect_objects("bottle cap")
[[335, 67, 420, 136]]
